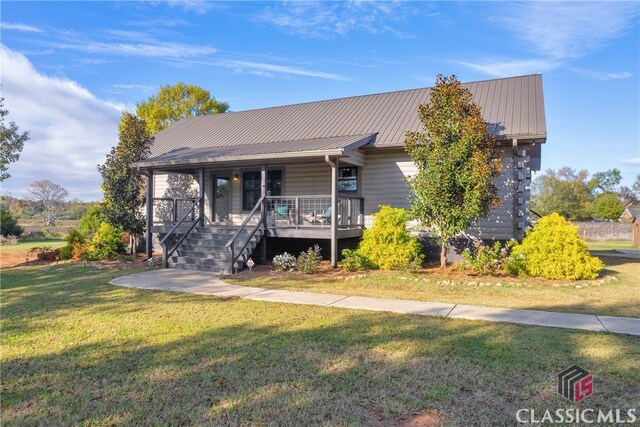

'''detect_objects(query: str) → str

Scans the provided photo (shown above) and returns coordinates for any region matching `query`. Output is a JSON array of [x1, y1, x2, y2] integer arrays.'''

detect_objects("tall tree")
[[589, 168, 622, 193], [25, 180, 69, 226], [0, 97, 30, 181], [531, 168, 592, 220], [633, 174, 640, 197], [136, 82, 229, 135], [404, 74, 501, 267], [98, 113, 152, 253]]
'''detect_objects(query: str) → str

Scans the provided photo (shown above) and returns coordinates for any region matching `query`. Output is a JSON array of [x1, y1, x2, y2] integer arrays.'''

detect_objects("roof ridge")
[[189, 74, 542, 118]]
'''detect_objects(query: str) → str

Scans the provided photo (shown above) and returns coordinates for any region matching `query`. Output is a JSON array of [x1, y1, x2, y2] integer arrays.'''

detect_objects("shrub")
[[340, 248, 374, 272], [78, 205, 104, 239], [60, 229, 86, 260], [88, 222, 125, 260], [460, 240, 516, 275], [72, 242, 91, 261], [506, 213, 604, 280], [296, 245, 322, 274], [0, 235, 18, 245], [272, 252, 297, 271], [358, 205, 424, 270], [1, 207, 23, 237]]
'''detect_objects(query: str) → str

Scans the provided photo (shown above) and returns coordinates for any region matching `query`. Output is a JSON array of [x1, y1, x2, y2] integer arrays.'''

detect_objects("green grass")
[[587, 240, 638, 251], [1, 264, 639, 425], [229, 257, 640, 318], [0, 239, 66, 254]]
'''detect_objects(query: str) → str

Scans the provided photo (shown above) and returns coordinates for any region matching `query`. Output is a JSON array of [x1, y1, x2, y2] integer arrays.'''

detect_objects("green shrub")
[[506, 213, 604, 280], [272, 252, 296, 271], [78, 205, 104, 239], [358, 205, 424, 270], [340, 248, 374, 272], [88, 222, 125, 260], [296, 245, 322, 274], [1, 207, 23, 237], [59, 229, 86, 260], [460, 240, 516, 275]]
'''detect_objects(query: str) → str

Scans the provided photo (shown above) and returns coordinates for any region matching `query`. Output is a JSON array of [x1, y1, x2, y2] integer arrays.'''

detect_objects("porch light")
[[233, 174, 240, 182]]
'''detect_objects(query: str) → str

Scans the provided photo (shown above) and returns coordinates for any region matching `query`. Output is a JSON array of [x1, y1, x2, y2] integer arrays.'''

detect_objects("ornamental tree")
[[404, 74, 501, 267], [136, 82, 229, 135], [98, 113, 152, 253]]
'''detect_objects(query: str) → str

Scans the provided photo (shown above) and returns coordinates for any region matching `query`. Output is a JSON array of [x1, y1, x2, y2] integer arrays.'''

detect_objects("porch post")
[[261, 165, 267, 263], [145, 169, 154, 259], [198, 168, 205, 227], [330, 158, 338, 268]]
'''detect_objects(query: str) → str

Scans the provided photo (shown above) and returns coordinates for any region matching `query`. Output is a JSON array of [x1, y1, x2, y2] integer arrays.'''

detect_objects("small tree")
[[25, 180, 68, 226], [98, 113, 152, 254], [1, 206, 23, 237], [591, 192, 624, 221], [404, 74, 501, 267], [0, 98, 30, 181], [136, 82, 229, 135]]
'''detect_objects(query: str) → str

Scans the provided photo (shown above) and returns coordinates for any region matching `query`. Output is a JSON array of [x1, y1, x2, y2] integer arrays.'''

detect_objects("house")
[[621, 206, 640, 223], [133, 74, 547, 273]]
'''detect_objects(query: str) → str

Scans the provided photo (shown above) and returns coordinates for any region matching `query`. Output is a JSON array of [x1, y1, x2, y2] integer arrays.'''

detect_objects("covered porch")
[[133, 134, 375, 269]]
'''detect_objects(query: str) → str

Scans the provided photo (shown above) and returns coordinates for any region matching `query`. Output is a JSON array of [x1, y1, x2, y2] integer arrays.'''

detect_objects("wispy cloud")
[[255, 1, 417, 39], [0, 45, 123, 200], [221, 59, 349, 81], [163, 0, 215, 15], [460, 2, 639, 77], [622, 157, 640, 166], [570, 68, 633, 81], [55, 39, 217, 59], [112, 83, 157, 91], [0, 22, 44, 33]]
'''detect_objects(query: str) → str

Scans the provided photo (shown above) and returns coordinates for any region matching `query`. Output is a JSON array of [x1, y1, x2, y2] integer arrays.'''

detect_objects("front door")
[[213, 176, 231, 223]]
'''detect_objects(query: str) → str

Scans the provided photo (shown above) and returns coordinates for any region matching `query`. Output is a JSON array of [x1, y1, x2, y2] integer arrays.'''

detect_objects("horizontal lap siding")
[[362, 148, 519, 240], [284, 162, 331, 196]]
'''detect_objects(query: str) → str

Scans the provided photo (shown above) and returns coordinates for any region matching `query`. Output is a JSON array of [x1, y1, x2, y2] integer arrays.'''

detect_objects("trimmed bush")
[[340, 249, 374, 272], [88, 222, 125, 260], [506, 213, 604, 280], [272, 252, 296, 271], [357, 205, 424, 270], [460, 240, 516, 275], [296, 245, 322, 274], [1, 207, 23, 237]]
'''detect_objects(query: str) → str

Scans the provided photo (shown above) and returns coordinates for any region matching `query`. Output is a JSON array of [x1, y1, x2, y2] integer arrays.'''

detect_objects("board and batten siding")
[[361, 147, 523, 240]]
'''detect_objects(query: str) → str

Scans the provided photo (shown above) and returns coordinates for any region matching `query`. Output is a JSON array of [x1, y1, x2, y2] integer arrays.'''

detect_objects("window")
[[242, 170, 282, 210], [338, 167, 358, 193]]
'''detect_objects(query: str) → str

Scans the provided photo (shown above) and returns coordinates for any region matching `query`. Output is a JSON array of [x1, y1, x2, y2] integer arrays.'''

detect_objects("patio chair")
[[304, 206, 332, 225], [272, 205, 293, 225]]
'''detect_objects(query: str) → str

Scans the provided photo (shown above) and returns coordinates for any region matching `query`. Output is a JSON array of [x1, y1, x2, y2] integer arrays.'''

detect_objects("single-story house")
[[133, 74, 547, 273], [621, 206, 640, 223]]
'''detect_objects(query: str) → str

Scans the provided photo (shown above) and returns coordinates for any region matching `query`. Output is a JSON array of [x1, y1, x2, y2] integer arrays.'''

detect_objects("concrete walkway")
[[110, 269, 640, 336]]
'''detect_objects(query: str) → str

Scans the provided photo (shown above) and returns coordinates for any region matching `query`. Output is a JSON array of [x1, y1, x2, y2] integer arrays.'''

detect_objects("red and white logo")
[[558, 365, 593, 402]]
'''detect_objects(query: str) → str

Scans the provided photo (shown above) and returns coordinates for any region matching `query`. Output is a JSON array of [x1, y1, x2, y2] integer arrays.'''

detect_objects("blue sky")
[[1, 1, 639, 200]]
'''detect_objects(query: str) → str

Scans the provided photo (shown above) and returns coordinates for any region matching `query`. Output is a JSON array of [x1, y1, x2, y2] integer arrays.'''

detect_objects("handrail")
[[225, 195, 266, 274], [160, 195, 203, 268]]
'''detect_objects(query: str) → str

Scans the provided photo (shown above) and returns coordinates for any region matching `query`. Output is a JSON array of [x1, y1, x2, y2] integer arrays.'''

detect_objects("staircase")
[[168, 225, 264, 274]]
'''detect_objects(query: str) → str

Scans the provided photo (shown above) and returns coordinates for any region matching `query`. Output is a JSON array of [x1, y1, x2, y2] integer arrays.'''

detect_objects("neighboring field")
[[229, 256, 640, 318], [17, 219, 79, 235], [0, 239, 66, 268], [587, 240, 638, 251], [2, 264, 638, 425]]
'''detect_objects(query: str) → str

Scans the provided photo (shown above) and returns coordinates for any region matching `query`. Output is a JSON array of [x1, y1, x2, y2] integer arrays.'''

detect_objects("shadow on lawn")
[[2, 265, 639, 425]]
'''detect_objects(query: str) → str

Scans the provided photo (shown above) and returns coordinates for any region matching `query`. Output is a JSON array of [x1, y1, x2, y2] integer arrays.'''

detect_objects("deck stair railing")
[[225, 195, 266, 274], [159, 195, 203, 268]]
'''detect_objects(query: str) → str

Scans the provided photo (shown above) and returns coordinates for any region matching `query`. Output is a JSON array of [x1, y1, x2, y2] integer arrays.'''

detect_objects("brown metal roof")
[[148, 74, 546, 157], [135, 134, 376, 168]]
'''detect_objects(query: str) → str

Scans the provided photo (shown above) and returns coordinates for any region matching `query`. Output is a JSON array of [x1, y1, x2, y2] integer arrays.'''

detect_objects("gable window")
[[338, 167, 358, 193], [242, 170, 282, 210]]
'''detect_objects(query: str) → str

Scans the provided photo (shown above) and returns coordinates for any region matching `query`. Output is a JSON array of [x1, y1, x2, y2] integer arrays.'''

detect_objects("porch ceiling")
[[132, 134, 376, 169]]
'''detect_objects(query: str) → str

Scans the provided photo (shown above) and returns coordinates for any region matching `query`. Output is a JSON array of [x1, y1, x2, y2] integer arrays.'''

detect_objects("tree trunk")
[[440, 241, 447, 268]]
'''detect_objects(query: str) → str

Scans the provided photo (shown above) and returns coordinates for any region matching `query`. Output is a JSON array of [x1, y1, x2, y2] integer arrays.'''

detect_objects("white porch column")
[[145, 169, 154, 259], [261, 164, 267, 262]]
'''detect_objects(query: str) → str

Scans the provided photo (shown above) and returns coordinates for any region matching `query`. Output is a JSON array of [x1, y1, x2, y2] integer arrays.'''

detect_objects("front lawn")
[[587, 240, 638, 251], [229, 256, 640, 318], [1, 264, 639, 425]]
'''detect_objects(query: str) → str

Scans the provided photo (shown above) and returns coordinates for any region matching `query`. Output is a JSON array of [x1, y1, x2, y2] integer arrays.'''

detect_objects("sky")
[[1, 0, 639, 201]]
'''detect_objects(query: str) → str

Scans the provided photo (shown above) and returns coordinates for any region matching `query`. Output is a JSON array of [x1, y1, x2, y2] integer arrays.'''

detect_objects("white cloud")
[[55, 40, 217, 59], [0, 22, 44, 33], [255, 1, 414, 39], [221, 59, 349, 81], [164, 0, 214, 15], [460, 2, 639, 77], [570, 68, 633, 81], [0, 45, 124, 200], [621, 158, 640, 166]]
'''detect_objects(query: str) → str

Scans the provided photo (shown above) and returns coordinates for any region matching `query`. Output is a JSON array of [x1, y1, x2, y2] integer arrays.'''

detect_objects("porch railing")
[[152, 197, 198, 224], [225, 195, 266, 274], [159, 195, 203, 268], [265, 195, 364, 228]]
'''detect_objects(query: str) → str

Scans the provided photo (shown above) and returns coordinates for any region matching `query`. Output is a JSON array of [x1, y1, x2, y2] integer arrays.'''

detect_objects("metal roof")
[[148, 74, 546, 158], [134, 134, 376, 168]]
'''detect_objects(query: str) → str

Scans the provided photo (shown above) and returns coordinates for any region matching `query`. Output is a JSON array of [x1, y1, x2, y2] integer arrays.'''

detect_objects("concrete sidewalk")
[[110, 269, 640, 336]]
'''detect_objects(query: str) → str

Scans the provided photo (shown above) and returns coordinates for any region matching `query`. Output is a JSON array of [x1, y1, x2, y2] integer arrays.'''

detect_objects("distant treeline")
[[0, 195, 99, 220]]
